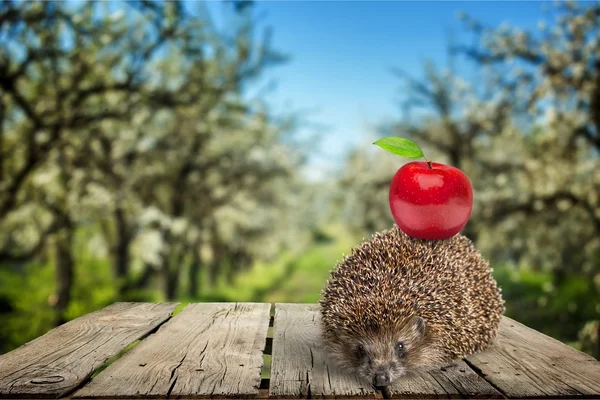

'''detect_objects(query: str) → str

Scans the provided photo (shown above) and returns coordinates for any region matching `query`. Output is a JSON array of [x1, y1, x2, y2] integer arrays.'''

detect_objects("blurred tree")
[[338, 1, 600, 357], [0, 1, 202, 313], [0, 0, 305, 333], [338, 144, 395, 236], [458, 1, 600, 357]]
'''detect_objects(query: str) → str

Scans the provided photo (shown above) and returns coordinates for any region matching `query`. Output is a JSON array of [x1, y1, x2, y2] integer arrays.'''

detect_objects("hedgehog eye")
[[355, 344, 367, 360], [395, 341, 406, 357]]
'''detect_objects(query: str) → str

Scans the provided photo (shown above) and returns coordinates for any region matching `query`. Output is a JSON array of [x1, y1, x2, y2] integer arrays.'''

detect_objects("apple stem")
[[425, 157, 433, 169]]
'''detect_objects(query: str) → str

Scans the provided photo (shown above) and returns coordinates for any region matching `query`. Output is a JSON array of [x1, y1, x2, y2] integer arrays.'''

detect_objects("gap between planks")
[[65, 303, 270, 399], [463, 359, 509, 399], [45, 303, 600, 399], [62, 312, 178, 399], [73, 303, 272, 399], [71, 303, 487, 400], [0, 303, 496, 400], [0, 302, 179, 400], [62, 304, 185, 400]]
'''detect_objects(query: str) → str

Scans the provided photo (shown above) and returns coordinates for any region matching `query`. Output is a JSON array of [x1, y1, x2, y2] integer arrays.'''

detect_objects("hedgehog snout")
[[372, 370, 390, 387], [365, 360, 406, 387]]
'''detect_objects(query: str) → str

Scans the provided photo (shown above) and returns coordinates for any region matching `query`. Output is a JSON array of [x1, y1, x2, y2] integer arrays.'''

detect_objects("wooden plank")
[[269, 303, 378, 398], [465, 316, 600, 398], [0, 302, 177, 399], [73, 302, 270, 399], [387, 361, 502, 399]]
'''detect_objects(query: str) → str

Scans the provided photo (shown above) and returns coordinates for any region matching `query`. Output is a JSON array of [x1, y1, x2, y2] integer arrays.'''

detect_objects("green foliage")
[[0, 246, 118, 352], [65, 252, 118, 321], [0, 262, 55, 353], [494, 266, 600, 347], [0, 0, 599, 362], [191, 226, 353, 304], [338, 1, 600, 358], [262, 225, 355, 303], [0, 0, 307, 318]]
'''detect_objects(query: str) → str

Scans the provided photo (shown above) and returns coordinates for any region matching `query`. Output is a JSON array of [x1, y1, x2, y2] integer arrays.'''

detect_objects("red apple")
[[388, 161, 473, 240]]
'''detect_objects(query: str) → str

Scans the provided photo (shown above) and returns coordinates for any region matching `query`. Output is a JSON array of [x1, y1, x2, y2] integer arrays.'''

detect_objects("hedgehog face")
[[352, 316, 427, 387]]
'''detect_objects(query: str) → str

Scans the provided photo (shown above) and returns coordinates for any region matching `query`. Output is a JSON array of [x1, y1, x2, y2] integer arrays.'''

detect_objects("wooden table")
[[1, 303, 599, 399]]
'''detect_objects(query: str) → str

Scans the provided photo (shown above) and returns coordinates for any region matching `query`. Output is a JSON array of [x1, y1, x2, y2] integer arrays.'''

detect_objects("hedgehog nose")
[[372, 373, 390, 387]]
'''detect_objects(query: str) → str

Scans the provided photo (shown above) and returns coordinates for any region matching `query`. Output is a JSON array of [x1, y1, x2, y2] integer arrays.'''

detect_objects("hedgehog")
[[319, 225, 504, 387]]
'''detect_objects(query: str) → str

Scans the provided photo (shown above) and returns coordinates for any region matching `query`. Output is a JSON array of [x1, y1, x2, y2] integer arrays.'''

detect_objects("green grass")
[[172, 303, 188, 316], [1, 225, 598, 358], [90, 339, 141, 379], [197, 225, 356, 304]]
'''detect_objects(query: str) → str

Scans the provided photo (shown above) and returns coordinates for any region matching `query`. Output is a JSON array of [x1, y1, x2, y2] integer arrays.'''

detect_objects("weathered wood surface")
[[269, 303, 378, 398], [73, 302, 270, 399], [2, 302, 600, 399], [0, 302, 177, 399], [466, 316, 600, 398], [386, 360, 502, 399]]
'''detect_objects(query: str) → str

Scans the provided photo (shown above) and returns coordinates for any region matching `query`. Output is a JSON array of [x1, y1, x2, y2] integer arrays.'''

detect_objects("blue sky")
[[208, 1, 550, 180]]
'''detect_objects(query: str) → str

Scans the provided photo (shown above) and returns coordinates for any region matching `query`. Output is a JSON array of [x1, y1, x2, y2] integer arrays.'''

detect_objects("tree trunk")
[[163, 267, 179, 300], [188, 249, 202, 298], [448, 144, 462, 171], [461, 223, 478, 243], [112, 206, 131, 284], [242, 252, 253, 272], [208, 222, 223, 287], [0, 98, 4, 183], [594, 319, 600, 360], [163, 241, 187, 300], [226, 256, 236, 284], [113, 240, 129, 280], [226, 250, 247, 284], [53, 228, 74, 326], [593, 321, 600, 360], [208, 256, 221, 287], [122, 263, 155, 293], [594, 284, 600, 360]]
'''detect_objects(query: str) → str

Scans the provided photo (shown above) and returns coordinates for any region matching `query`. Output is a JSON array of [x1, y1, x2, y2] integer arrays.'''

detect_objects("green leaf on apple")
[[373, 137, 424, 159]]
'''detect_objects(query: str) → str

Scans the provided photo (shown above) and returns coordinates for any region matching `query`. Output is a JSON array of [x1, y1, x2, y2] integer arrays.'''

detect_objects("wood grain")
[[73, 302, 270, 399], [269, 303, 378, 398], [465, 316, 600, 398], [386, 361, 502, 398], [0, 302, 177, 399]]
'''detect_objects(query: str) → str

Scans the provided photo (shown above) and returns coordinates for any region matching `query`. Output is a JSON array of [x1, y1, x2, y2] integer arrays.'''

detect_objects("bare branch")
[[0, 215, 64, 263], [491, 191, 600, 233]]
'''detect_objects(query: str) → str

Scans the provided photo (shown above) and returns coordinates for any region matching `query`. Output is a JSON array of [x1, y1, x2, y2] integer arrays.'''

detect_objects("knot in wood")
[[30, 375, 65, 384]]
